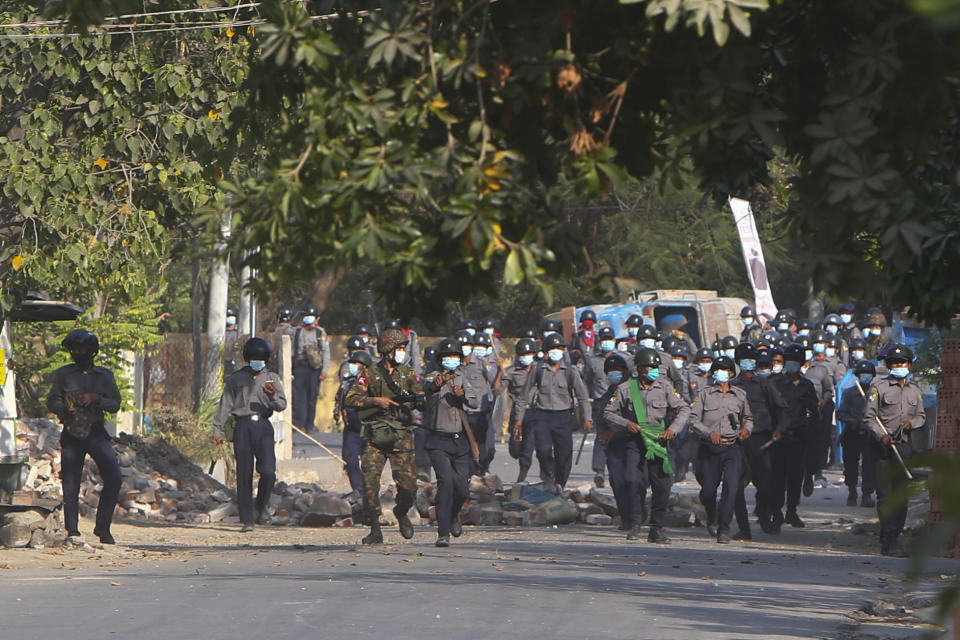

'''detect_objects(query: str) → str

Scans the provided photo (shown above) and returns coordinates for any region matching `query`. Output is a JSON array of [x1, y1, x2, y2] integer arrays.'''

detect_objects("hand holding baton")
[[853, 382, 913, 480]]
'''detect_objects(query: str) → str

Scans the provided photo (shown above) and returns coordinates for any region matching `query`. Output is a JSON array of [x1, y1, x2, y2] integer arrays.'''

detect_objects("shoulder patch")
[[357, 375, 367, 386]]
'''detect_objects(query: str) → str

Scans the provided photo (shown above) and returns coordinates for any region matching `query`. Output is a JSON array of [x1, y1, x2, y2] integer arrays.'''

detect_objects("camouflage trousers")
[[361, 429, 417, 522]]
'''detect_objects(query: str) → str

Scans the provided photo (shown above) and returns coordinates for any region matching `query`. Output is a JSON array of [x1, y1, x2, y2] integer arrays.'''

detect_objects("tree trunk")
[[308, 264, 349, 312], [203, 243, 230, 401], [191, 248, 204, 412], [238, 260, 253, 337]]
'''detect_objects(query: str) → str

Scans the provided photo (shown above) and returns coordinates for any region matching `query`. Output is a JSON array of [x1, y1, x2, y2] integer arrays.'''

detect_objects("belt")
[[431, 430, 463, 439], [235, 414, 264, 423], [533, 407, 573, 413]]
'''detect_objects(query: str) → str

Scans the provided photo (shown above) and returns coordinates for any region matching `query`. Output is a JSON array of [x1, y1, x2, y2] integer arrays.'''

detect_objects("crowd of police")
[[46, 301, 923, 557]]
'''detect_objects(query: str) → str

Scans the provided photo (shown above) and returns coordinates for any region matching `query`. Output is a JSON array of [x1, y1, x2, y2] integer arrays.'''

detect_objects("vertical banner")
[[728, 196, 778, 320]]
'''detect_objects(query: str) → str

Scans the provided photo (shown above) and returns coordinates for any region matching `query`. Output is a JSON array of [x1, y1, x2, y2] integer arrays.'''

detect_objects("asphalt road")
[[2, 432, 957, 639]]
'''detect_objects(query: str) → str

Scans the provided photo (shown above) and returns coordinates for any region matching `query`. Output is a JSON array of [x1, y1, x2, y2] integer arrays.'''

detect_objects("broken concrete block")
[[0, 523, 32, 548], [585, 513, 613, 526], [469, 476, 493, 495], [503, 511, 530, 526], [483, 474, 503, 493], [588, 488, 619, 517], [207, 502, 237, 522], [300, 494, 353, 527]]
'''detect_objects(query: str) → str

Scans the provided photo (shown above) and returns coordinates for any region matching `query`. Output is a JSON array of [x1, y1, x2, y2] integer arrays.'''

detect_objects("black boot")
[[593, 473, 605, 488], [516, 467, 528, 483], [785, 510, 805, 528], [647, 527, 670, 544], [732, 529, 752, 541], [394, 505, 414, 540], [626, 525, 642, 541], [802, 474, 814, 497], [861, 493, 875, 508], [362, 524, 383, 545], [846, 488, 858, 507]]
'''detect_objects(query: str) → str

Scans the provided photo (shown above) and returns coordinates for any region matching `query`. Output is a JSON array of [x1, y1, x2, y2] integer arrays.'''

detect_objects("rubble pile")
[[13, 419, 237, 531]]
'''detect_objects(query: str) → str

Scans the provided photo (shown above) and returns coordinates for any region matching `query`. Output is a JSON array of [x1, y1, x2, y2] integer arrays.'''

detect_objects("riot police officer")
[[604, 349, 690, 542], [865, 345, 924, 557], [508, 338, 539, 482], [223, 305, 241, 375], [292, 304, 331, 432], [740, 305, 763, 343], [732, 343, 786, 537], [584, 326, 618, 486], [47, 330, 122, 544], [424, 338, 481, 548], [212, 338, 287, 532], [571, 309, 599, 365], [335, 336, 372, 495], [837, 359, 878, 508], [690, 356, 752, 544], [770, 344, 819, 531], [513, 333, 592, 491]]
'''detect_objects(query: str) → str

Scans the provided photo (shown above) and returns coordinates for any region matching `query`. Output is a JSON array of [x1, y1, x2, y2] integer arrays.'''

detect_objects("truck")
[[547, 289, 752, 350]]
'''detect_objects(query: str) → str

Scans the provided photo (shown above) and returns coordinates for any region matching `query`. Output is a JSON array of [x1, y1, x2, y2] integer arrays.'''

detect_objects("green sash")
[[628, 379, 674, 474]]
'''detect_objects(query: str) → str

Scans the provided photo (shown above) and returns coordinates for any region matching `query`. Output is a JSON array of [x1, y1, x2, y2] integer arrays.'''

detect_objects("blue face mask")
[[826, 347, 837, 358], [441, 357, 460, 371], [347, 363, 360, 376], [813, 343, 826, 354], [606, 371, 625, 385], [756, 369, 772, 378], [302, 315, 316, 325], [890, 366, 910, 379], [249, 360, 266, 372], [840, 314, 853, 324], [697, 362, 713, 373], [473, 346, 488, 358], [785, 361, 803, 375], [857, 373, 873, 386], [799, 329, 810, 337], [640, 338, 656, 349], [805, 350, 814, 362], [825, 325, 839, 335], [547, 349, 565, 363], [741, 317, 753, 326], [518, 354, 535, 367], [465, 328, 476, 336], [777, 323, 789, 331], [644, 367, 660, 382], [600, 340, 615, 352], [713, 369, 730, 384], [461, 345, 473, 357], [739, 359, 756, 371], [852, 350, 865, 361], [628, 327, 639, 338]]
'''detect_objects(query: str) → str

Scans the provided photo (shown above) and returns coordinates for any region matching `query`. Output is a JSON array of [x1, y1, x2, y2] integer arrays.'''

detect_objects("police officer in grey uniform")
[[212, 338, 287, 532], [690, 356, 753, 544], [513, 333, 592, 491], [424, 338, 481, 547], [460, 331, 497, 475], [864, 345, 924, 557], [604, 348, 690, 543], [584, 326, 618, 487], [291, 304, 331, 432], [471, 331, 502, 474], [636, 324, 684, 390], [804, 331, 835, 488], [508, 338, 539, 482], [335, 336, 371, 495]]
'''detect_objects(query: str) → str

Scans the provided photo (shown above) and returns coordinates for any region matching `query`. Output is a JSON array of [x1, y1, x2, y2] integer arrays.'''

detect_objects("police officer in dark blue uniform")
[[837, 359, 878, 508], [47, 330, 122, 544], [335, 335, 372, 495]]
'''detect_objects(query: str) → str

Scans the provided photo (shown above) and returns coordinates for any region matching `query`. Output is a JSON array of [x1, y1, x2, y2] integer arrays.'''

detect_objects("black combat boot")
[[394, 505, 414, 539], [626, 525, 642, 541], [846, 488, 858, 507], [647, 527, 670, 544], [362, 524, 383, 545]]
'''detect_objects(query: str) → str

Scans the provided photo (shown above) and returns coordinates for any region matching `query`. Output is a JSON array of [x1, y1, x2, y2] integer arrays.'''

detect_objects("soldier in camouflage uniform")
[[344, 328, 424, 545]]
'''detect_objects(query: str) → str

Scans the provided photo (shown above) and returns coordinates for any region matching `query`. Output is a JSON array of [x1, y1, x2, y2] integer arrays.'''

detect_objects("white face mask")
[[547, 349, 564, 363], [518, 354, 534, 367], [465, 328, 476, 336], [672, 359, 685, 370], [393, 350, 406, 364], [226, 315, 237, 326], [600, 340, 615, 352], [799, 329, 810, 337], [826, 347, 837, 358], [461, 345, 473, 357], [825, 324, 839, 335], [777, 323, 789, 331], [723, 349, 736, 359], [639, 338, 656, 349], [772, 363, 784, 374], [483, 327, 495, 336], [302, 315, 316, 325], [840, 314, 853, 324], [473, 346, 489, 358], [852, 350, 865, 360], [543, 330, 557, 338]]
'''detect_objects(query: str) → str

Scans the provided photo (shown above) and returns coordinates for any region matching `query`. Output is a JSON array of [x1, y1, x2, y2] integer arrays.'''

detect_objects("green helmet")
[[378, 328, 408, 355]]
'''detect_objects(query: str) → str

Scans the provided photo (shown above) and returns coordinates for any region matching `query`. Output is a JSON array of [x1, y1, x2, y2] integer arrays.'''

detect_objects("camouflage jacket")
[[344, 360, 424, 425]]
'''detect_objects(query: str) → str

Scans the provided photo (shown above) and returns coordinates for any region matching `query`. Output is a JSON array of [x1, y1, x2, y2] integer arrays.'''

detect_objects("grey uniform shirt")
[[803, 360, 835, 401], [604, 377, 690, 435], [293, 326, 332, 375], [864, 376, 925, 440], [212, 367, 287, 438], [424, 369, 479, 433], [515, 360, 592, 423], [690, 385, 754, 438], [462, 358, 494, 414], [583, 352, 611, 400], [47, 364, 122, 424]]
